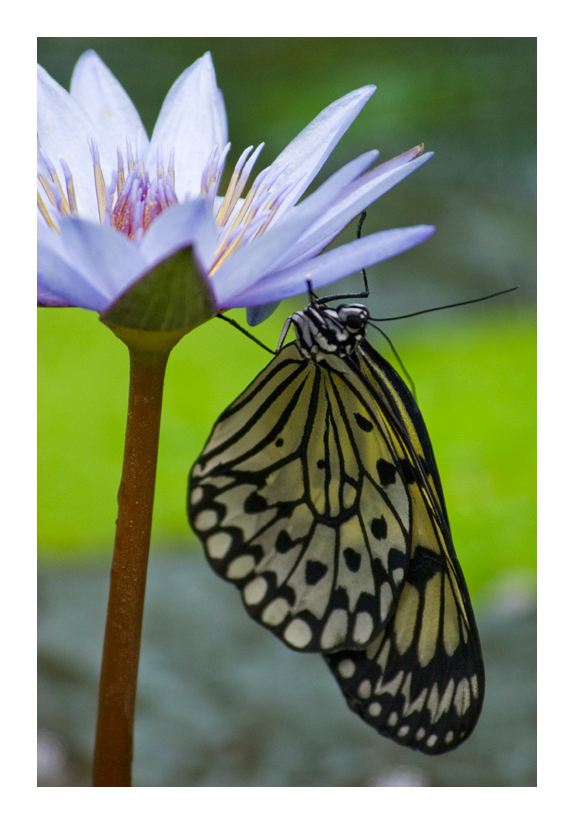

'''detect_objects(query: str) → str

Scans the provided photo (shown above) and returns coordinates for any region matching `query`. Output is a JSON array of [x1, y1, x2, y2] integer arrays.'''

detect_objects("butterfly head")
[[291, 302, 370, 360]]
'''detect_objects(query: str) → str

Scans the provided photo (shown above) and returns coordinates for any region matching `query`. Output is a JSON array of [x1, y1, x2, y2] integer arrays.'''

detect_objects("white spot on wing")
[[427, 678, 455, 724], [337, 658, 356, 679], [471, 674, 479, 699], [367, 702, 382, 717], [262, 598, 291, 626], [454, 678, 471, 716], [353, 612, 374, 645], [206, 533, 232, 559], [375, 670, 404, 697], [358, 680, 372, 699], [243, 576, 268, 605], [284, 618, 312, 648], [194, 510, 218, 531], [190, 486, 203, 505], [226, 555, 255, 579], [320, 609, 348, 650], [379, 582, 393, 620]]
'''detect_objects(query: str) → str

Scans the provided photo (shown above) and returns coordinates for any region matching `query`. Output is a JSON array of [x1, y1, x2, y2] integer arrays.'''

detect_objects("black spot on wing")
[[275, 529, 298, 554], [343, 547, 361, 572], [277, 500, 298, 519], [244, 490, 268, 513], [370, 515, 388, 541], [410, 545, 446, 581], [388, 547, 407, 571], [399, 458, 416, 485], [354, 413, 374, 432], [376, 458, 397, 487], [305, 560, 329, 585]]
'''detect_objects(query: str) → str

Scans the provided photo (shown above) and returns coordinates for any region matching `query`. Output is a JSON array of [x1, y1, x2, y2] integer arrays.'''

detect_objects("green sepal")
[[100, 246, 217, 332]]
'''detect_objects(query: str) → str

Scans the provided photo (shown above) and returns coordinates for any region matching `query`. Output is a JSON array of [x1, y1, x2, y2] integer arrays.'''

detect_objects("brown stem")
[[92, 339, 173, 786]]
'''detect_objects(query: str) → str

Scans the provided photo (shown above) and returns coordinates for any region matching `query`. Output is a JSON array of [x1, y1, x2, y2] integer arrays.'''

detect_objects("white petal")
[[148, 53, 228, 200], [58, 218, 148, 305], [70, 50, 149, 162], [228, 226, 436, 307], [140, 200, 217, 274], [266, 85, 376, 220], [211, 151, 378, 306]]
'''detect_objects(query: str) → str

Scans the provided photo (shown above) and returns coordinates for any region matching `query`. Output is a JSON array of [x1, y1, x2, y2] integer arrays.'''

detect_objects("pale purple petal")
[[148, 53, 228, 200], [37, 65, 112, 220], [140, 199, 217, 274], [276, 151, 434, 271], [246, 301, 281, 326], [37, 284, 75, 308], [38, 241, 110, 311], [211, 151, 379, 306], [58, 218, 148, 303], [266, 86, 376, 220], [70, 50, 149, 161], [228, 226, 436, 307]]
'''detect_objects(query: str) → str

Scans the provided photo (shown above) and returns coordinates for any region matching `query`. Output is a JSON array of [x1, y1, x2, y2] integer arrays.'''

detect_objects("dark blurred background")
[[37, 37, 536, 786]]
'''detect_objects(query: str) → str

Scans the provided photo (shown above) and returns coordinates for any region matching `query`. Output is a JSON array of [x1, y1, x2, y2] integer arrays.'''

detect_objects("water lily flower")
[[37, 50, 435, 331]]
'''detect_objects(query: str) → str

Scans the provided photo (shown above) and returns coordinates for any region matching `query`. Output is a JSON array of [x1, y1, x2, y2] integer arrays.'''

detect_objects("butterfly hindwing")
[[189, 342, 413, 652], [324, 341, 484, 754]]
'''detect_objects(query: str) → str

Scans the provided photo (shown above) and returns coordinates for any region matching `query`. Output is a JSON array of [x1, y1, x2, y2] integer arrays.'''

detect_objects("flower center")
[[38, 136, 300, 273]]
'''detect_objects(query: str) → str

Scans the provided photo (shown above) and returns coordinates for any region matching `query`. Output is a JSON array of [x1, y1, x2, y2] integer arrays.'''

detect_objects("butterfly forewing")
[[189, 342, 413, 652]]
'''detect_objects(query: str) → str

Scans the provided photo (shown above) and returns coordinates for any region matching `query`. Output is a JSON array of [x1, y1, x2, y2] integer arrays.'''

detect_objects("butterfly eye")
[[337, 305, 366, 330]]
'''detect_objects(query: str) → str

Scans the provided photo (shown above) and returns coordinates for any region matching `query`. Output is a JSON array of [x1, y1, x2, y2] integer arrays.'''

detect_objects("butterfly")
[[188, 297, 484, 755]]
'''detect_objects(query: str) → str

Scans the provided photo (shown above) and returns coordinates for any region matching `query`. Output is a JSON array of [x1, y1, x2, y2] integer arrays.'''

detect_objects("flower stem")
[[92, 332, 181, 786]]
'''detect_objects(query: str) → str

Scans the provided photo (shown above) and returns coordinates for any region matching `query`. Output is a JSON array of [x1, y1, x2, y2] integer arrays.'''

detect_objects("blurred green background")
[[37, 38, 536, 599]]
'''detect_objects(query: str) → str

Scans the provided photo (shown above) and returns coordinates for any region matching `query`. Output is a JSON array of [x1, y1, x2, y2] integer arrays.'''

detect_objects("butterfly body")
[[189, 301, 484, 754]]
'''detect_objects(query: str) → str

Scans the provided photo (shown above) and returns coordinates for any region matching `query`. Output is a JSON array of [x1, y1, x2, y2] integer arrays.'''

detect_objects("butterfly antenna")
[[316, 211, 370, 305], [217, 313, 275, 354], [371, 286, 519, 322], [367, 321, 418, 400], [306, 278, 319, 304]]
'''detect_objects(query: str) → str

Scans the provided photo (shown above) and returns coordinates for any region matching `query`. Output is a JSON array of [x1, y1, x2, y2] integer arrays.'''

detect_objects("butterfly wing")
[[189, 342, 417, 653], [324, 340, 485, 754]]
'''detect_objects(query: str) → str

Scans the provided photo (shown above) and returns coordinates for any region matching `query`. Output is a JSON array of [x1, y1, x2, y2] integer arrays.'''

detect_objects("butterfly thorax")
[[291, 303, 369, 361]]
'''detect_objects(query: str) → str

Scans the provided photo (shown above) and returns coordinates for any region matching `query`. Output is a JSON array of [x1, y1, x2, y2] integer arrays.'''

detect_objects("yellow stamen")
[[66, 176, 78, 214], [117, 150, 125, 196], [38, 174, 57, 207], [37, 192, 60, 232], [49, 168, 67, 203], [253, 200, 279, 238], [216, 164, 246, 226], [210, 223, 253, 274], [93, 160, 107, 224], [227, 185, 259, 232]]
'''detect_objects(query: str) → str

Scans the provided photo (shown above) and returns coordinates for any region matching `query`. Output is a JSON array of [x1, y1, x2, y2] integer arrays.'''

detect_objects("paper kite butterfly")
[[188, 296, 484, 755]]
